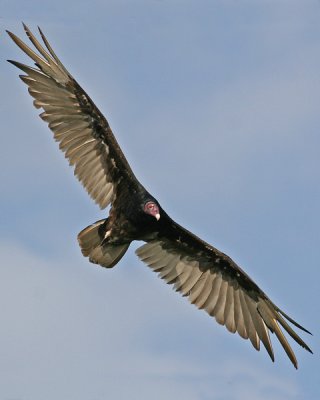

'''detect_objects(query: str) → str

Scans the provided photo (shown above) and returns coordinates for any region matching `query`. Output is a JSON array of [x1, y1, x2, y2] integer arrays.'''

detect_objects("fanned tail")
[[78, 219, 129, 268]]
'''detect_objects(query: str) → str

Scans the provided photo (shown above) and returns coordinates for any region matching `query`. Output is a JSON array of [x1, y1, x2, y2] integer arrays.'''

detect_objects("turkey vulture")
[[7, 24, 312, 368]]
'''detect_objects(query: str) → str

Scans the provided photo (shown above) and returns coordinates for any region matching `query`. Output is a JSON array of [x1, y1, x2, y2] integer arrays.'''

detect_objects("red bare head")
[[144, 201, 160, 221]]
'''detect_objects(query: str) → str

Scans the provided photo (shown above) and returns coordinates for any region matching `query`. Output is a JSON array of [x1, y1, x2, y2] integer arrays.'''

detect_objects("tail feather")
[[78, 219, 106, 257], [78, 219, 130, 268]]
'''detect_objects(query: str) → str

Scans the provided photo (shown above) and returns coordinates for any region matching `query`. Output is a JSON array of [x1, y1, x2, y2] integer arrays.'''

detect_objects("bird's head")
[[144, 200, 160, 221]]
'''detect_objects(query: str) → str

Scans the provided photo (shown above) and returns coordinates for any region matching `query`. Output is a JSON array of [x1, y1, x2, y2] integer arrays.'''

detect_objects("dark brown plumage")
[[7, 24, 312, 368]]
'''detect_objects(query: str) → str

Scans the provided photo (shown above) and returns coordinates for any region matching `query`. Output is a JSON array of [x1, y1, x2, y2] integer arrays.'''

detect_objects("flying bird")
[[7, 24, 312, 368]]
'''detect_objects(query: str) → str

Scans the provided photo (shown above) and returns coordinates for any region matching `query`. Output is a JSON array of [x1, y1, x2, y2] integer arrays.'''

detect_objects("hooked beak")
[[155, 213, 160, 221]]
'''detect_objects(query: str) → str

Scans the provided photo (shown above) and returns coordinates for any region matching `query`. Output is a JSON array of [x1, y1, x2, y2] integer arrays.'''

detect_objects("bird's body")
[[7, 24, 312, 368]]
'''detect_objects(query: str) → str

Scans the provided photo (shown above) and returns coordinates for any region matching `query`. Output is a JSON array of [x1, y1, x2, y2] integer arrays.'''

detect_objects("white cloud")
[[0, 241, 304, 400]]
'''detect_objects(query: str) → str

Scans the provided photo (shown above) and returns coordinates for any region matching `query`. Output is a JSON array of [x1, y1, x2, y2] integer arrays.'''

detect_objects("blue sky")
[[0, 1, 319, 399]]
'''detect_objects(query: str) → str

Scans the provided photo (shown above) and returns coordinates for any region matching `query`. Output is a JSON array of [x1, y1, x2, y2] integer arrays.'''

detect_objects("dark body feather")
[[7, 24, 312, 369]]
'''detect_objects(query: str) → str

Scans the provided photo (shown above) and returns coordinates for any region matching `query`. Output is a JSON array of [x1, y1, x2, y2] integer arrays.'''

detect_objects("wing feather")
[[203, 274, 222, 314], [188, 272, 210, 305], [179, 266, 204, 296], [233, 288, 248, 339], [211, 279, 228, 324], [224, 284, 236, 333], [7, 24, 139, 209], [136, 219, 312, 368], [194, 273, 217, 309]]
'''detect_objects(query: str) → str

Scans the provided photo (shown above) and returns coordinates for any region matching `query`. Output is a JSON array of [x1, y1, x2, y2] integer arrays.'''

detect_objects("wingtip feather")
[[278, 308, 313, 335], [22, 22, 29, 32]]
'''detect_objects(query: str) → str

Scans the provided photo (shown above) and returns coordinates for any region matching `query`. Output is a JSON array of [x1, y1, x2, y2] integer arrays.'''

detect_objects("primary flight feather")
[[7, 24, 312, 368]]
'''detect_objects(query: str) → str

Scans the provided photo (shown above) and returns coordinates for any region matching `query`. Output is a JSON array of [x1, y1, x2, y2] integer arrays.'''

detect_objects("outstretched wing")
[[7, 24, 139, 209], [136, 219, 312, 368]]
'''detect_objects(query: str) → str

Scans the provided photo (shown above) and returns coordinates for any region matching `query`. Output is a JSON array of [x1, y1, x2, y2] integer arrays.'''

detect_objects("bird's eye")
[[144, 201, 159, 215]]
